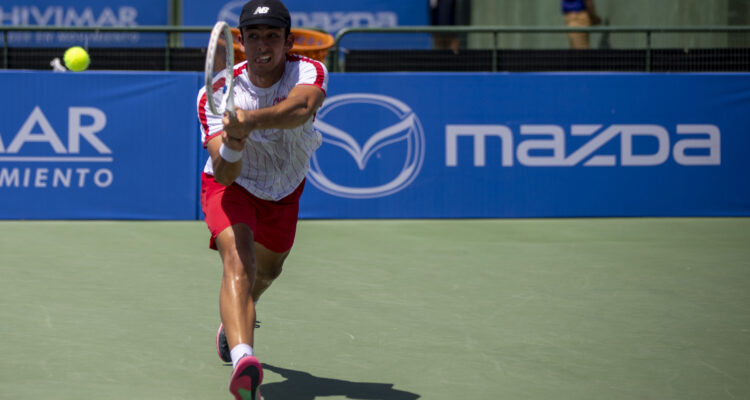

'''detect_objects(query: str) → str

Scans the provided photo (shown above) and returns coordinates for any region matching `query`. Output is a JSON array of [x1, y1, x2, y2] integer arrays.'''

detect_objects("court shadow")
[[260, 364, 421, 400]]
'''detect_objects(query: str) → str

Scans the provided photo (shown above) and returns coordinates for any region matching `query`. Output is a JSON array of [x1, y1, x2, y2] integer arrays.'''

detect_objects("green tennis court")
[[1, 218, 749, 399]]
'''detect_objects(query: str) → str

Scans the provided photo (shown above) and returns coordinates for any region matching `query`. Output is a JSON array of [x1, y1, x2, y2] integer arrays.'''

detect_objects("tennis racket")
[[204, 21, 236, 117]]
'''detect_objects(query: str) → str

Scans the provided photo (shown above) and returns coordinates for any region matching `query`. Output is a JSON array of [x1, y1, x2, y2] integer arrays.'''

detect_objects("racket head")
[[204, 21, 236, 117]]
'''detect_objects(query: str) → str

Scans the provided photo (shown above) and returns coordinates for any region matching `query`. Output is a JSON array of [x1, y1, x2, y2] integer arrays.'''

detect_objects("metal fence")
[[3, 25, 750, 73], [330, 26, 750, 72], [1, 25, 210, 71]]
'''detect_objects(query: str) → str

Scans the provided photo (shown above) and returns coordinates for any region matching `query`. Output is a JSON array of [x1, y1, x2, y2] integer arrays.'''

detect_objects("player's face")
[[240, 25, 292, 83]]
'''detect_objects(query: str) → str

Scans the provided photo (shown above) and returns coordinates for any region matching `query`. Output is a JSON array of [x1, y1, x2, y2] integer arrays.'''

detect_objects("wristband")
[[219, 143, 243, 163]]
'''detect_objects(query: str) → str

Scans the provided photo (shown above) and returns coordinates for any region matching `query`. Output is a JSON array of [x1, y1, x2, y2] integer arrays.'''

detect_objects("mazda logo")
[[309, 93, 425, 199]]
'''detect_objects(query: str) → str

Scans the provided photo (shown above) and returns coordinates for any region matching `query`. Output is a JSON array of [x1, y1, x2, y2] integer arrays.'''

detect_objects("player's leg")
[[201, 174, 263, 398], [252, 242, 290, 302], [217, 241, 289, 361], [215, 224, 264, 400], [249, 179, 305, 302], [215, 223, 257, 352], [216, 241, 290, 364]]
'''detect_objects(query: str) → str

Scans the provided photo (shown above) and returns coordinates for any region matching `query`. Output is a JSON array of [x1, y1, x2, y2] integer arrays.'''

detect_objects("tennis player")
[[196, 0, 328, 398]]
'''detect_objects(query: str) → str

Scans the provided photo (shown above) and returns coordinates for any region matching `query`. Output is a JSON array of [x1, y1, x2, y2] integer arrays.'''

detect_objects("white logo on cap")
[[254, 6, 270, 14]]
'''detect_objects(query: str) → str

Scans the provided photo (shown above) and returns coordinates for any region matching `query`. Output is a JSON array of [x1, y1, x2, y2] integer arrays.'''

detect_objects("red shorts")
[[200, 173, 305, 253]]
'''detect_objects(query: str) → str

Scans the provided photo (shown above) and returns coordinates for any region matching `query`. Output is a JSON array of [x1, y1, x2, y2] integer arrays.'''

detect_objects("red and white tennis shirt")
[[197, 54, 328, 201]]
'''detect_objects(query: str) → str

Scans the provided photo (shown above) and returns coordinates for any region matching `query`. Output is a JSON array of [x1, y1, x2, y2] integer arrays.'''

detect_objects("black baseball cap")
[[238, 0, 291, 29]]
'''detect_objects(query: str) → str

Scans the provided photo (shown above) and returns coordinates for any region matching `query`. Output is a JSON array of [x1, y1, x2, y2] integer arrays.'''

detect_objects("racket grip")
[[227, 97, 235, 117]]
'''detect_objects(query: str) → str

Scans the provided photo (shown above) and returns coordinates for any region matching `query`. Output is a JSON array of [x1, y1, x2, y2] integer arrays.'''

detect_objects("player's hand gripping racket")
[[204, 21, 236, 117]]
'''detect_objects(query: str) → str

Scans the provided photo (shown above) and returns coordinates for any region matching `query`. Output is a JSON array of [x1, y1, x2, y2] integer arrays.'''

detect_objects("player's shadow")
[[260, 364, 421, 400]]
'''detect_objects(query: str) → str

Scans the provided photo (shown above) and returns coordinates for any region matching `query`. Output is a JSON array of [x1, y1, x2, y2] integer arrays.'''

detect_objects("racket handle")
[[227, 93, 235, 118]]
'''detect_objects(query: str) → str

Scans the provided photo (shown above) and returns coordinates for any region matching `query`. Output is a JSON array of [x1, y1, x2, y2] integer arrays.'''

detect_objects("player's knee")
[[258, 260, 283, 281], [222, 250, 256, 279]]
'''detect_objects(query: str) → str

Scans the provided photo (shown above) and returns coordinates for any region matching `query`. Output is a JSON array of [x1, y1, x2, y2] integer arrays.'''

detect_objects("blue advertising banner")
[[0, 0, 168, 47], [1, 71, 748, 220], [182, 0, 430, 49], [0, 71, 201, 219], [301, 73, 750, 218]]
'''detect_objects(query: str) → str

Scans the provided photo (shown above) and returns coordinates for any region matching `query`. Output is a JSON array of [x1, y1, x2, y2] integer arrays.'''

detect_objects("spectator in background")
[[430, 0, 460, 53], [562, 0, 602, 49]]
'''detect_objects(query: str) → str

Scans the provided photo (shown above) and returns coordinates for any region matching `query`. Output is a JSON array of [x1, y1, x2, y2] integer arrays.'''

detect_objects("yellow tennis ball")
[[63, 46, 90, 72]]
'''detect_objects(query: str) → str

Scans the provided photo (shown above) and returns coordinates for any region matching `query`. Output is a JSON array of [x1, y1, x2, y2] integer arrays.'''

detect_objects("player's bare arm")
[[207, 133, 245, 186], [223, 84, 325, 139]]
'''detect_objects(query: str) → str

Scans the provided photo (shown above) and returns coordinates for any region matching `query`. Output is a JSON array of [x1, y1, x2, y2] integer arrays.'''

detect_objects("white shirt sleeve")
[[196, 72, 229, 147], [294, 56, 329, 94]]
